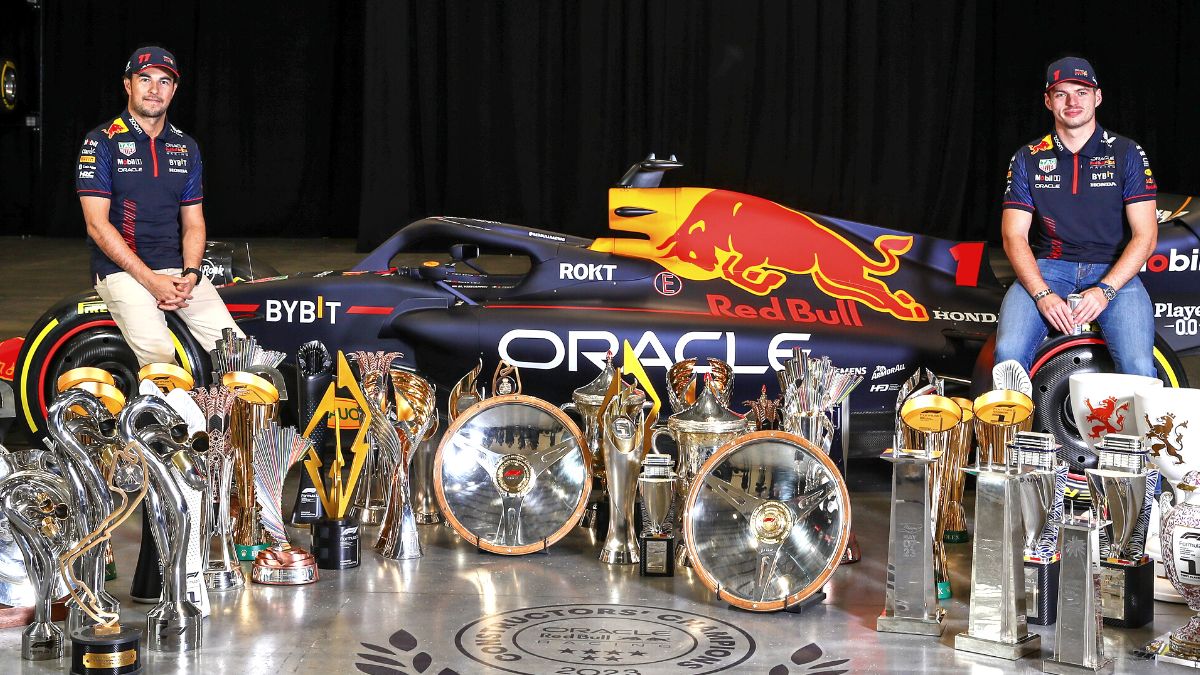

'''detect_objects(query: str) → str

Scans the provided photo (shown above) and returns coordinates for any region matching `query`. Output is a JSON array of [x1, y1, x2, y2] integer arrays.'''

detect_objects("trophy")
[[302, 350, 376, 570], [896, 394, 961, 600], [348, 351, 402, 526], [649, 372, 750, 568], [190, 385, 242, 590], [955, 432, 1041, 659], [1086, 433, 1156, 628], [600, 380, 648, 564], [1011, 431, 1066, 626], [1068, 372, 1161, 456], [292, 340, 333, 525], [638, 454, 676, 577], [941, 397, 975, 543], [118, 395, 208, 652], [876, 434, 945, 636], [1150, 471, 1200, 666], [0, 446, 40, 618], [252, 423, 318, 584], [434, 395, 590, 555], [0, 466, 79, 659], [1042, 509, 1112, 675], [683, 431, 851, 612], [973, 389, 1034, 467], [561, 352, 616, 530]]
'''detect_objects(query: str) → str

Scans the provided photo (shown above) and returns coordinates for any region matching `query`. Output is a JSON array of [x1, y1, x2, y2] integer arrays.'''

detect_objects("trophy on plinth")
[[649, 372, 749, 568], [302, 350, 376, 570], [1148, 471, 1200, 667], [291, 341, 333, 525], [1085, 433, 1156, 628], [190, 385, 242, 591], [118, 395, 208, 652], [1012, 432, 1067, 626], [955, 397, 1041, 660], [251, 423, 318, 584], [638, 454, 677, 577], [876, 432, 945, 636], [0, 467, 80, 660], [373, 364, 436, 560], [561, 352, 616, 531], [1042, 509, 1112, 675], [896, 394, 961, 600]]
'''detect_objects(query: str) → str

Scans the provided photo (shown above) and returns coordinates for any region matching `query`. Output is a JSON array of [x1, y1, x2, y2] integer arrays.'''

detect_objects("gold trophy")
[[223, 370, 280, 561], [899, 394, 963, 600], [347, 351, 402, 527], [941, 397, 975, 544], [973, 389, 1034, 467]]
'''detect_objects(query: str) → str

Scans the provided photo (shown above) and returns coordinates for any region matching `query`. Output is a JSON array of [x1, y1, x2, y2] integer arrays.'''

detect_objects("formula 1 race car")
[[9, 156, 1198, 464]]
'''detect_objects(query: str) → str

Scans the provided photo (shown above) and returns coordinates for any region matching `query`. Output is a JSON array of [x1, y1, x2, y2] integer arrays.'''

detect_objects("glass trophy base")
[[638, 536, 674, 577], [954, 631, 1040, 660], [876, 608, 945, 636], [235, 543, 269, 561], [71, 623, 143, 674], [203, 565, 245, 591], [1100, 558, 1153, 628], [1025, 559, 1060, 626], [1041, 656, 1115, 674]]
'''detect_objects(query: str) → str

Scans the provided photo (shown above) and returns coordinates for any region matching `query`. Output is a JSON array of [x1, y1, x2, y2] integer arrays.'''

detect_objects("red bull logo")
[[104, 117, 128, 139], [1028, 135, 1053, 154]]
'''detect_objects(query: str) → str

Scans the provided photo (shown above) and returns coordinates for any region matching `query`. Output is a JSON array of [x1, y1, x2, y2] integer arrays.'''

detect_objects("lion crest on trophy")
[[1084, 396, 1128, 439], [1144, 412, 1188, 465]]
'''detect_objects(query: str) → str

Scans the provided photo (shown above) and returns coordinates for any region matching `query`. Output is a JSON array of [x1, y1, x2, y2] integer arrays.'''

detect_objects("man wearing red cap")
[[75, 46, 242, 367], [995, 56, 1158, 377]]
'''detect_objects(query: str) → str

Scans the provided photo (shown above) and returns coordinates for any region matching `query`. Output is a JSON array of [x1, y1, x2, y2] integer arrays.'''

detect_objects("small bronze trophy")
[[638, 454, 676, 577], [252, 423, 318, 585]]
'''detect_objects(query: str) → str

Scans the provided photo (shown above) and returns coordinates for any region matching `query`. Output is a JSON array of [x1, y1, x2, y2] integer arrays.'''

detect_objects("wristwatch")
[[182, 267, 203, 283], [1096, 282, 1117, 302], [1031, 288, 1054, 301]]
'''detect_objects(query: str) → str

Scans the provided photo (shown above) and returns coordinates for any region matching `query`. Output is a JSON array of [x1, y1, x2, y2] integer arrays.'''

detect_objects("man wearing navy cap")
[[75, 46, 242, 367], [995, 56, 1158, 377]]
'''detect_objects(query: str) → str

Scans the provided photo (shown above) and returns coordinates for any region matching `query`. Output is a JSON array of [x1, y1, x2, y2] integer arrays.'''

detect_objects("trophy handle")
[[1160, 490, 1175, 532]]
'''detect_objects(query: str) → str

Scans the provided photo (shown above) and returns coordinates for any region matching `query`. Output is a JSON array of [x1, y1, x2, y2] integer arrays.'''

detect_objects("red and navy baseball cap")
[[1045, 56, 1097, 91], [124, 46, 179, 80]]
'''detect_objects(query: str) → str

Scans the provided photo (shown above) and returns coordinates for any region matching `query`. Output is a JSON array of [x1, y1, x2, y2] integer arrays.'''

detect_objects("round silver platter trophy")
[[435, 395, 590, 555], [683, 431, 851, 612]]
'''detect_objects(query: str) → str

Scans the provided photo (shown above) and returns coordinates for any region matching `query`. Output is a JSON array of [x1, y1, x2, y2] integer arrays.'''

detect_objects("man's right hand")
[[142, 272, 191, 310], [1036, 293, 1075, 335]]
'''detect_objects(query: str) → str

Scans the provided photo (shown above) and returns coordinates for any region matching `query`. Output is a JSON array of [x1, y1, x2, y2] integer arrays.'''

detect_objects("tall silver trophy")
[[876, 437, 945, 636], [638, 454, 677, 576], [1012, 432, 1066, 626], [118, 396, 208, 652], [600, 381, 648, 564], [191, 385, 243, 591], [1043, 510, 1113, 675], [561, 352, 617, 530], [1085, 433, 1156, 628]]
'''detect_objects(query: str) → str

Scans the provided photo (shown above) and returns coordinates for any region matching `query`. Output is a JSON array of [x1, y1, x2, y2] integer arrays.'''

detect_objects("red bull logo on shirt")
[[104, 117, 128, 139], [1028, 135, 1054, 154]]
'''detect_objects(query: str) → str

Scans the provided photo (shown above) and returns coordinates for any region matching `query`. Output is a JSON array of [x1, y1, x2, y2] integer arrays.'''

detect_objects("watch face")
[[1104, 287, 1117, 301]]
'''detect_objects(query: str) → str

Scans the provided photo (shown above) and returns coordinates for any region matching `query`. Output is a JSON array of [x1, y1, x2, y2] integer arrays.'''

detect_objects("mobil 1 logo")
[[455, 603, 754, 674]]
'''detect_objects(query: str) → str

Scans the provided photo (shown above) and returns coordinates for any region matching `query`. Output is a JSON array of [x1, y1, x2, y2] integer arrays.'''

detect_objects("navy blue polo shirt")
[[1002, 126, 1156, 263], [76, 110, 204, 279]]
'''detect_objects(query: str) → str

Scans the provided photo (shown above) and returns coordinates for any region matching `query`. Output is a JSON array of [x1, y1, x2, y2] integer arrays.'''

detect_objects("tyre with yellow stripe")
[[15, 291, 208, 441]]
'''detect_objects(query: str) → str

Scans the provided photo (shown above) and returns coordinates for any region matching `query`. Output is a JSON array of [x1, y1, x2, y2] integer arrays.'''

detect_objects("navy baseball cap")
[[124, 46, 179, 80], [1045, 56, 1097, 91]]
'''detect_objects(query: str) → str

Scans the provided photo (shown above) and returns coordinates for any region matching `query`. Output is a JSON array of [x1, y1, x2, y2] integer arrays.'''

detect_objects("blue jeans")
[[994, 258, 1156, 377]]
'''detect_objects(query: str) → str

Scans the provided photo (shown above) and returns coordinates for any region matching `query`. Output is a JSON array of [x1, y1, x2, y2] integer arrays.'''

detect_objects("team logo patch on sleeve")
[[103, 117, 128, 139], [118, 142, 136, 156], [1028, 135, 1054, 153]]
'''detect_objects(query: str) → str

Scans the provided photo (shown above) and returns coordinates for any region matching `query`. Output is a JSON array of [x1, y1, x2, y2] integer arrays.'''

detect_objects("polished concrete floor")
[[0, 491, 1194, 674]]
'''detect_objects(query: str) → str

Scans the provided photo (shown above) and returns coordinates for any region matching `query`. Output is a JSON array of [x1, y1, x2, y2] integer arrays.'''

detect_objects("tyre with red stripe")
[[1028, 331, 1186, 473], [15, 291, 208, 443]]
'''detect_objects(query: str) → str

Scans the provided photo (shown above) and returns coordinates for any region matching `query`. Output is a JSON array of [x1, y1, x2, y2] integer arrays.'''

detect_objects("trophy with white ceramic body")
[[876, 430, 945, 636], [1042, 509, 1112, 675], [252, 423, 318, 584], [638, 454, 677, 577], [1149, 471, 1200, 667], [1085, 433, 1156, 628], [1011, 432, 1066, 626], [896, 394, 960, 601]]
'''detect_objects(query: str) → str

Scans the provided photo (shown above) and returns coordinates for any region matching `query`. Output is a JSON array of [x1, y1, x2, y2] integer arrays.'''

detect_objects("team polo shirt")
[[75, 110, 204, 279], [1002, 126, 1156, 263]]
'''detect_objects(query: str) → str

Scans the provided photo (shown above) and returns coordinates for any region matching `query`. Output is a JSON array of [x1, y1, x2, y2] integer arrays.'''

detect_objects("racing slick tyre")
[[15, 291, 209, 444], [1028, 331, 1186, 473]]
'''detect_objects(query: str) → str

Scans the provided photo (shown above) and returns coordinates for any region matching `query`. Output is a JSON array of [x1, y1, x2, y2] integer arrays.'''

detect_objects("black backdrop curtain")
[[8, 0, 1200, 253]]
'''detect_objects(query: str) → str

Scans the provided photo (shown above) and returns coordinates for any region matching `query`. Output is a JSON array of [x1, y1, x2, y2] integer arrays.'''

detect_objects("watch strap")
[[1097, 282, 1117, 301], [182, 267, 203, 282], [1031, 288, 1054, 301]]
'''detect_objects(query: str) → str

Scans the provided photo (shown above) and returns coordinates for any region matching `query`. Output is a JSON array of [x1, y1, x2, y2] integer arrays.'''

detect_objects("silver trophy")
[[1086, 433, 1156, 628], [650, 375, 750, 568], [348, 351, 402, 526], [876, 438, 945, 636], [638, 454, 677, 576], [118, 396, 207, 652], [0, 466, 79, 660], [1013, 432, 1067, 626], [46, 388, 123, 635], [1043, 510, 1113, 675], [600, 382, 647, 564], [191, 385, 243, 591], [561, 353, 617, 529], [955, 459, 1041, 659]]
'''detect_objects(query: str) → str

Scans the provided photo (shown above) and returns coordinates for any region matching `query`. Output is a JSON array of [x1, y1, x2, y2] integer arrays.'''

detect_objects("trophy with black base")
[[638, 454, 676, 577], [1012, 431, 1066, 626], [1086, 433, 1156, 628]]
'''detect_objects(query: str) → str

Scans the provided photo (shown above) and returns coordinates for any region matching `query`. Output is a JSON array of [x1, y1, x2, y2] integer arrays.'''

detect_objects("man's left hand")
[[1071, 286, 1110, 325]]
